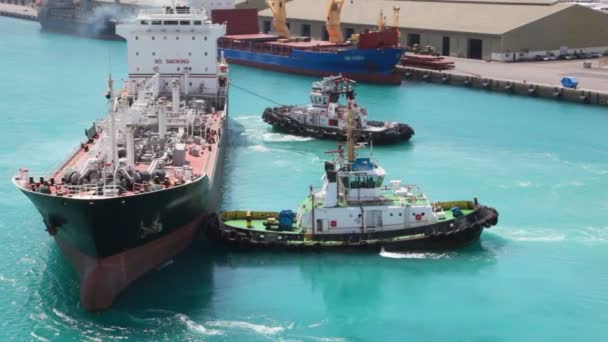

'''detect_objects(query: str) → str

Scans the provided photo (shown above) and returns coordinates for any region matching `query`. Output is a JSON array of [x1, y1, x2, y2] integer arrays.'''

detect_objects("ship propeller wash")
[[262, 75, 414, 144], [208, 100, 498, 251], [13, 5, 229, 311]]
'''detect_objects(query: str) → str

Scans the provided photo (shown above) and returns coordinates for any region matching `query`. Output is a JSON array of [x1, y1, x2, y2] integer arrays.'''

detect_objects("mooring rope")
[[230, 82, 284, 106]]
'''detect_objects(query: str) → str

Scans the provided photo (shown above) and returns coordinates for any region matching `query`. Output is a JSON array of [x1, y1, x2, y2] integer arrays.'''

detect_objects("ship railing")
[[138, 8, 206, 16], [61, 184, 122, 198]]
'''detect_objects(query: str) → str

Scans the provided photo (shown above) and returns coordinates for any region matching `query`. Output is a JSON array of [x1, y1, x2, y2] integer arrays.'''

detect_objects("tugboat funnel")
[[324, 162, 338, 207]]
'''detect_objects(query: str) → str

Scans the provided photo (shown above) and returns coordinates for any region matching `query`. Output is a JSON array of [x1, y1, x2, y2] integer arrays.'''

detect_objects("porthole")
[[204, 52, 208, 56], [135, 52, 139, 56], [135, 36, 139, 40], [192, 36, 195, 40], [152, 36, 155, 40], [152, 52, 155, 56]]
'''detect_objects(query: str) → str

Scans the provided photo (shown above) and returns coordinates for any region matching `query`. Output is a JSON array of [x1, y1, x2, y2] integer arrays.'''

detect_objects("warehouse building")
[[257, 0, 608, 61]]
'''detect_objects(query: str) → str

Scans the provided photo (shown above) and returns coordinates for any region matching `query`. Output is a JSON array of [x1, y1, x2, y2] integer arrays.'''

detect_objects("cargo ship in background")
[[37, 0, 237, 40], [13, 5, 229, 311], [213, 1, 405, 84], [37, 0, 128, 39]]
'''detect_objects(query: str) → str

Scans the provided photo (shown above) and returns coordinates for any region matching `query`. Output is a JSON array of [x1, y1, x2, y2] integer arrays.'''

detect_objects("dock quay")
[[0, 3, 37, 21], [397, 58, 608, 106]]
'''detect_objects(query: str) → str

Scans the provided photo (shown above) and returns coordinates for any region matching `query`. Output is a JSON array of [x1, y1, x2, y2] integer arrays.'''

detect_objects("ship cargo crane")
[[377, 9, 386, 31], [392, 5, 401, 39], [266, 0, 290, 38], [326, 0, 345, 43]]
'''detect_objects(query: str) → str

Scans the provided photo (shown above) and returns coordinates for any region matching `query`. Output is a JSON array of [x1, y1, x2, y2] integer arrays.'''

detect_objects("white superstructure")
[[116, 6, 227, 97]]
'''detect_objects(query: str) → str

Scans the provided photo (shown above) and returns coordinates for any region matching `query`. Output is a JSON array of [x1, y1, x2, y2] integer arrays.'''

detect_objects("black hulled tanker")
[[13, 6, 229, 311]]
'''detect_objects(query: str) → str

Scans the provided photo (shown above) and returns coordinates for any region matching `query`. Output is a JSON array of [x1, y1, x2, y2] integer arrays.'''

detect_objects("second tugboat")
[[262, 76, 414, 144], [209, 99, 498, 251]]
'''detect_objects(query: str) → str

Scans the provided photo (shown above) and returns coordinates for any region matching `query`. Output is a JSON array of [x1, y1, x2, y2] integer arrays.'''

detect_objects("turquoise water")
[[2, 17, 608, 341]]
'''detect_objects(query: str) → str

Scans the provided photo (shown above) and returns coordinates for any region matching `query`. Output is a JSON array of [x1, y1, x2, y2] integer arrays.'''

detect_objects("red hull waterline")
[[227, 58, 402, 85], [54, 214, 205, 311]]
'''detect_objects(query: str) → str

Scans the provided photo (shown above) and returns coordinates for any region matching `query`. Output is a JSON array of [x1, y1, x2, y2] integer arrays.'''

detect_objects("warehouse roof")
[[259, 0, 575, 35]]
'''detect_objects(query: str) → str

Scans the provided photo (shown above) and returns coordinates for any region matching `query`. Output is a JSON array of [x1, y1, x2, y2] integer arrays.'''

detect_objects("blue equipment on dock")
[[561, 77, 579, 89], [278, 210, 296, 230]]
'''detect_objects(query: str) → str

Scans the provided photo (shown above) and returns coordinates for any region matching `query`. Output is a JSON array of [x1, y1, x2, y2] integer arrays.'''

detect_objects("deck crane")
[[326, 0, 345, 43], [266, 0, 290, 38], [377, 9, 387, 31], [392, 5, 401, 40]]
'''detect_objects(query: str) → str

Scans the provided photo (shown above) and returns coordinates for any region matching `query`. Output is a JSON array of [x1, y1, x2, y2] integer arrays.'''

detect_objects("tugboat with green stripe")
[[207, 99, 498, 251]]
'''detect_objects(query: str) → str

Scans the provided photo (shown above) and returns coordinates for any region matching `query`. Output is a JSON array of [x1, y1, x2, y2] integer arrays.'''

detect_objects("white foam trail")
[[262, 133, 314, 142], [491, 228, 566, 242], [207, 320, 286, 335], [52, 309, 77, 325], [234, 115, 260, 121], [554, 180, 585, 188], [516, 180, 532, 188], [176, 314, 222, 336], [30, 332, 50, 342], [576, 226, 608, 243], [0, 274, 17, 286], [249, 144, 270, 152], [379, 249, 449, 259]]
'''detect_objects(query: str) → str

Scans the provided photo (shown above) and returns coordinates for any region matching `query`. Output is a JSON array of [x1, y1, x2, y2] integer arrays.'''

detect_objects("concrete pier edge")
[[397, 66, 608, 106]]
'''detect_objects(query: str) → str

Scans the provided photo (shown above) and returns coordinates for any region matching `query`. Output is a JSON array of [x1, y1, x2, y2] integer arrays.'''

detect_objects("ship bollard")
[[246, 211, 253, 228]]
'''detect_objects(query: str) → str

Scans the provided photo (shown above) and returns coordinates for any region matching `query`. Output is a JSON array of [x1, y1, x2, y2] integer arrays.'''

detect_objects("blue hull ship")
[[212, 9, 404, 85]]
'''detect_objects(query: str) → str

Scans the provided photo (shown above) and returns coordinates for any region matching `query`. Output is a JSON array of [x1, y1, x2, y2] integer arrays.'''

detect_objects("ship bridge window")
[[193, 20, 202, 25], [164, 20, 178, 25], [140, 20, 149, 25], [151, 20, 161, 25], [180, 21, 190, 25], [341, 176, 381, 189]]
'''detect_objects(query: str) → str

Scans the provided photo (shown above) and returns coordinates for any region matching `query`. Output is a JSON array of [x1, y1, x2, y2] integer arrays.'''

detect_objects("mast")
[[107, 74, 118, 169], [266, 0, 290, 38], [377, 9, 386, 31], [346, 98, 355, 163], [326, 0, 345, 43]]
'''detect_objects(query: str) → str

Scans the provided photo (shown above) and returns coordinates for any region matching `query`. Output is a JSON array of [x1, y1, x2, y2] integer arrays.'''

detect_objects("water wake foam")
[[576, 226, 608, 243], [207, 320, 287, 335], [249, 144, 270, 152], [30, 332, 50, 342], [262, 133, 314, 143], [490, 226, 608, 243], [379, 249, 450, 259], [491, 227, 566, 242], [176, 314, 222, 336], [0, 274, 17, 286]]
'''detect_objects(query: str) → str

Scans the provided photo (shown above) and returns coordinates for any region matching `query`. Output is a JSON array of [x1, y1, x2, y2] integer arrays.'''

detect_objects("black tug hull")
[[262, 106, 415, 144], [207, 205, 499, 252]]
